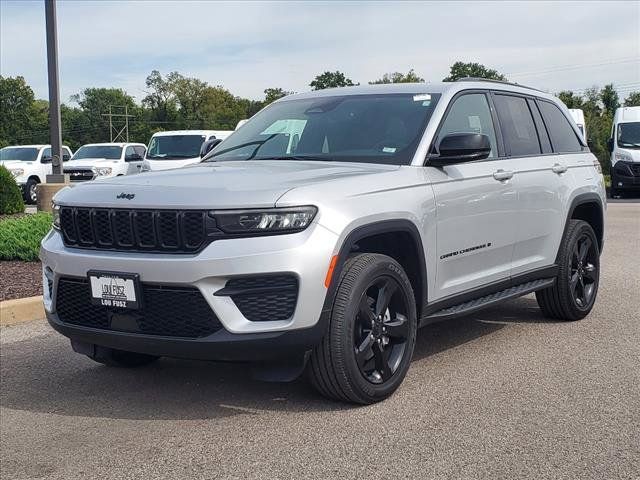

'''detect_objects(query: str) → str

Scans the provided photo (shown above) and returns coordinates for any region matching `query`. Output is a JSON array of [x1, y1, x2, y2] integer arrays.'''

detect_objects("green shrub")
[[0, 212, 52, 261], [0, 165, 25, 214]]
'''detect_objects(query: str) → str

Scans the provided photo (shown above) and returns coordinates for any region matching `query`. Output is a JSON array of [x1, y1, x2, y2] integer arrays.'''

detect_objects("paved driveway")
[[1, 203, 638, 480]]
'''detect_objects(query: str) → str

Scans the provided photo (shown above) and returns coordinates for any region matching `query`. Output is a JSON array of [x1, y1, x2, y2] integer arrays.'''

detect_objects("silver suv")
[[41, 80, 606, 404]]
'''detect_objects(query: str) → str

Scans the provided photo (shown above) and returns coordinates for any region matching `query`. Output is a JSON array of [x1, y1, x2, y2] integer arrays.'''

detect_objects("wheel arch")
[[322, 220, 428, 319], [27, 175, 41, 183], [561, 193, 605, 257]]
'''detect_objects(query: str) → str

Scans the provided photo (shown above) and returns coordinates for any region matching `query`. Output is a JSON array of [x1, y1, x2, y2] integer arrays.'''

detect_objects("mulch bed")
[[0, 261, 43, 301]]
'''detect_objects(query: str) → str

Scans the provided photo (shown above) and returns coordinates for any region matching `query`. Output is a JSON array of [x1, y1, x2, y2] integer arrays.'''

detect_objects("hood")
[[64, 158, 120, 169], [54, 160, 398, 209]]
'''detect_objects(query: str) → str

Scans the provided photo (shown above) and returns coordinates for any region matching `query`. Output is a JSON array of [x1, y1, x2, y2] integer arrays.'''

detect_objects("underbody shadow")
[[1, 297, 543, 420]]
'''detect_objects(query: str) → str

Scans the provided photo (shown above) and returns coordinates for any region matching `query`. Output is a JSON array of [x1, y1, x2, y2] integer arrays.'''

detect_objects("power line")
[[506, 57, 640, 78]]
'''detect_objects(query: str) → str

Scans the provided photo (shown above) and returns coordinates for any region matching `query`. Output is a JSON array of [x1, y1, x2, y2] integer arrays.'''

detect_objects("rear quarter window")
[[537, 101, 583, 153]]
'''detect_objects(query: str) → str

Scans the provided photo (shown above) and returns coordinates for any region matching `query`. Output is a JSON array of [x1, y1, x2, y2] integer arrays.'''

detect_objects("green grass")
[[0, 213, 53, 261]]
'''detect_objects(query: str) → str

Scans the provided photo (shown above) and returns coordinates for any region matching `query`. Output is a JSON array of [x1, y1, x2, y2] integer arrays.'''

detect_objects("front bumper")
[[40, 222, 339, 358], [612, 161, 640, 191]]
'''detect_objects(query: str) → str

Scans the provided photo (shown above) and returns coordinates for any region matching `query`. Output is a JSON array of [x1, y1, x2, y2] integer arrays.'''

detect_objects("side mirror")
[[606, 138, 614, 153], [200, 138, 223, 158], [41, 156, 53, 163], [429, 133, 491, 166], [62, 154, 71, 161], [125, 153, 143, 162]]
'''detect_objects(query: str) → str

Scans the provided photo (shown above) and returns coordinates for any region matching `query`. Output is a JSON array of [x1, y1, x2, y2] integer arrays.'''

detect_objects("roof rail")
[[454, 77, 546, 93]]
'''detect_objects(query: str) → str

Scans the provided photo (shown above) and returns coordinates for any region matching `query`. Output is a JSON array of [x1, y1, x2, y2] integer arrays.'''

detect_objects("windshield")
[[146, 135, 206, 160], [0, 147, 39, 162], [618, 122, 640, 149], [205, 93, 441, 165], [72, 145, 122, 160]]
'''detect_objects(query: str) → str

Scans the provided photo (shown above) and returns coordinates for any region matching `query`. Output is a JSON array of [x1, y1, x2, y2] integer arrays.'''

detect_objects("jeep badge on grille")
[[116, 192, 135, 200]]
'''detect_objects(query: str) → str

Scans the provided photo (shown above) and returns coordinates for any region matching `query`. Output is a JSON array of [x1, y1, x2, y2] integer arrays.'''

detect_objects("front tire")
[[536, 220, 600, 321], [24, 178, 39, 204], [308, 253, 417, 404]]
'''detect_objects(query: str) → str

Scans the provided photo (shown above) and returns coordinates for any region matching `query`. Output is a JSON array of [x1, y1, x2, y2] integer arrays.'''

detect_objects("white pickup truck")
[[64, 143, 148, 182], [0, 144, 73, 203]]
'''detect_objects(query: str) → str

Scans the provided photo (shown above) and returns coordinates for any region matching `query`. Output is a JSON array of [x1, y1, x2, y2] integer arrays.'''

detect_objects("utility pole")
[[44, 0, 65, 182], [102, 105, 134, 142]]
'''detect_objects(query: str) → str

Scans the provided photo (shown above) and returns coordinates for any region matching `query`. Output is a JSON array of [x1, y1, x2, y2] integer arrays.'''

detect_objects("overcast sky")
[[1, 0, 638, 103]]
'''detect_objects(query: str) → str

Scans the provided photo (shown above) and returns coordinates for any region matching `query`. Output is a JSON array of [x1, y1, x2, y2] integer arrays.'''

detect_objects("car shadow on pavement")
[[1, 298, 544, 420]]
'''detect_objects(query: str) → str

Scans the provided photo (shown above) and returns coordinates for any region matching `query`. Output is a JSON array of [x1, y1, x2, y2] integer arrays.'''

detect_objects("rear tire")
[[536, 220, 600, 321], [308, 253, 417, 404], [88, 346, 159, 368]]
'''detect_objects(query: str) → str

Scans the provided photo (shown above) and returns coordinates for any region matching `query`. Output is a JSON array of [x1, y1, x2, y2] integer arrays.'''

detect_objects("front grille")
[[222, 275, 298, 322], [630, 164, 640, 177], [59, 207, 210, 253], [64, 169, 95, 182], [55, 277, 222, 338]]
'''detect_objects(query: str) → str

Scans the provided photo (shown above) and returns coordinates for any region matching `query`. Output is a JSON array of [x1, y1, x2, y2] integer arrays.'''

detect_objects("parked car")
[[43, 80, 605, 404], [64, 143, 148, 182], [608, 106, 640, 198], [568, 108, 587, 142], [0, 144, 73, 203], [144, 130, 232, 171]]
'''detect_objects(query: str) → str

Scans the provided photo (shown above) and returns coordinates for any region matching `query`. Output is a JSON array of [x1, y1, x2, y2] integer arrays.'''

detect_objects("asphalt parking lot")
[[1, 202, 638, 480]]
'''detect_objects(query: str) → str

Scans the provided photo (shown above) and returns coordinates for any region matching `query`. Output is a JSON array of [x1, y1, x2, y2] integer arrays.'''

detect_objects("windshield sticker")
[[413, 94, 432, 106], [382, 147, 396, 153]]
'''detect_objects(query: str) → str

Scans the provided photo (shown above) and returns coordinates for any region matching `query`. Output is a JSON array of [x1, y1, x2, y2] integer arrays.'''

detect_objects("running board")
[[423, 278, 555, 322]]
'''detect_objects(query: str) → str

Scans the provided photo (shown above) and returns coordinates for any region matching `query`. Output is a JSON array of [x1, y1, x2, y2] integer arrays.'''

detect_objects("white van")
[[609, 106, 640, 198], [568, 109, 587, 142], [145, 130, 232, 171], [0, 144, 73, 203], [64, 143, 148, 182]]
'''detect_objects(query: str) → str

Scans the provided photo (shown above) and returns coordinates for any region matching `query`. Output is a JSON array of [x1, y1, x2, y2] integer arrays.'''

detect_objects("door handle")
[[493, 169, 514, 181], [552, 163, 568, 174]]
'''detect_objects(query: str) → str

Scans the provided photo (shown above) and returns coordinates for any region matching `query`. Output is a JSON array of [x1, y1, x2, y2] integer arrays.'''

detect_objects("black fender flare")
[[318, 219, 428, 326], [556, 192, 605, 261]]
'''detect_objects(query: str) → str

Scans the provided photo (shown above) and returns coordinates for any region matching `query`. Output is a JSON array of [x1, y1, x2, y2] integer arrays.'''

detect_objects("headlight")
[[614, 152, 633, 163], [213, 206, 317, 234], [52, 202, 61, 230], [92, 166, 112, 176], [9, 168, 24, 178]]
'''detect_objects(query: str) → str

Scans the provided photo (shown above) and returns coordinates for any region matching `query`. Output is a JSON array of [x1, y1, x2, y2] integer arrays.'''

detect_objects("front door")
[[426, 92, 520, 300]]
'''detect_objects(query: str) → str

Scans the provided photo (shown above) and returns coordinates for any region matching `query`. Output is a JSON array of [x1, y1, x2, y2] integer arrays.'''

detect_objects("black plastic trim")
[[558, 193, 605, 258], [419, 265, 558, 325]]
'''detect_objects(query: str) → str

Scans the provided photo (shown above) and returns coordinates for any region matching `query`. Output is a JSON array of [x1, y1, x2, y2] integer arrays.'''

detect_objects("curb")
[[0, 296, 44, 326]]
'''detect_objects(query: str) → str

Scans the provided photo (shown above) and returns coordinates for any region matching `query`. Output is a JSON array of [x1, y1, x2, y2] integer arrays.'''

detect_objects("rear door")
[[426, 91, 521, 300], [496, 95, 582, 275]]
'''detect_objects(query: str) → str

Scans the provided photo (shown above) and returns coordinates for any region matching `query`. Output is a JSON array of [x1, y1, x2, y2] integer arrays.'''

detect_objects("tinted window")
[[537, 101, 583, 153], [125, 146, 136, 158], [72, 145, 123, 160], [147, 135, 206, 160], [528, 99, 552, 154], [617, 122, 640, 149], [494, 95, 540, 156], [207, 93, 442, 166], [42, 147, 52, 159], [133, 146, 146, 157], [438, 93, 498, 158], [0, 147, 39, 161], [62, 148, 72, 161]]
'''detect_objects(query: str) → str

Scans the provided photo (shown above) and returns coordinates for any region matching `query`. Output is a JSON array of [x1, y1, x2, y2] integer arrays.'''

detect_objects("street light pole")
[[44, 0, 64, 182]]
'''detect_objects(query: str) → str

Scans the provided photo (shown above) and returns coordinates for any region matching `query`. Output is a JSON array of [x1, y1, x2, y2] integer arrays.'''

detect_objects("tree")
[[0, 76, 42, 146], [263, 87, 292, 105], [370, 69, 424, 84], [142, 70, 180, 126], [600, 84, 620, 114], [557, 91, 584, 109], [310, 71, 355, 90], [624, 91, 640, 107], [443, 62, 506, 82]]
